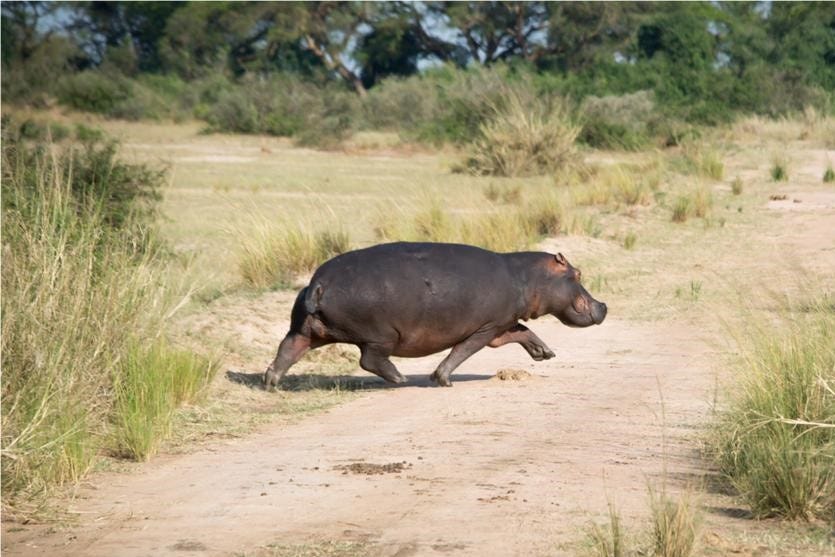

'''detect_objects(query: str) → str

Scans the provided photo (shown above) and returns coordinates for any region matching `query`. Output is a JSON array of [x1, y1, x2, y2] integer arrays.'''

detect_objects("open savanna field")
[[2, 109, 834, 557]]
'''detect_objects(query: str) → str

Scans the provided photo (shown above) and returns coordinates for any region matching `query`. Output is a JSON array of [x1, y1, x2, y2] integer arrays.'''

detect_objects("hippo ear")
[[554, 253, 568, 267]]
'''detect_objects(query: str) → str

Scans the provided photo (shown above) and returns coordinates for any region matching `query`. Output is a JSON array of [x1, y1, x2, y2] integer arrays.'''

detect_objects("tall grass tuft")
[[771, 155, 789, 182], [113, 339, 216, 460], [671, 197, 692, 223], [711, 299, 834, 520], [585, 499, 627, 557], [1, 137, 216, 517], [648, 486, 701, 557], [236, 218, 351, 289], [731, 176, 743, 195], [466, 90, 579, 177], [823, 164, 834, 183]]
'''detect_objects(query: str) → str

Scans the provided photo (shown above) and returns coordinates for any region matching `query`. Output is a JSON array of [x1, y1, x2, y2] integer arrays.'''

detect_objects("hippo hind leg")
[[264, 333, 314, 390], [359, 344, 407, 384]]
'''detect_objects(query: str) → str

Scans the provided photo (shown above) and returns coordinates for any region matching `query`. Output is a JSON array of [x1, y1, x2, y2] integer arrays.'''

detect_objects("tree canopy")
[[3, 1, 833, 118]]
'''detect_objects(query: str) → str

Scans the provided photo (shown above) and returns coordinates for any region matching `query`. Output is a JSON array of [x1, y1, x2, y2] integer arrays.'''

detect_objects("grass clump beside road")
[[711, 298, 835, 521], [583, 488, 700, 557], [235, 218, 351, 289], [1, 133, 217, 518]]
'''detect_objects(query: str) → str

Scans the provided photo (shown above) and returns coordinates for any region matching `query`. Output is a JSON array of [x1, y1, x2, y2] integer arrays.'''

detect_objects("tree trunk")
[[304, 34, 367, 97]]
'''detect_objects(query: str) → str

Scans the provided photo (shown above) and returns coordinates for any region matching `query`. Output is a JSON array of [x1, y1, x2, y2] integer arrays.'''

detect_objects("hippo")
[[264, 242, 606, 388]]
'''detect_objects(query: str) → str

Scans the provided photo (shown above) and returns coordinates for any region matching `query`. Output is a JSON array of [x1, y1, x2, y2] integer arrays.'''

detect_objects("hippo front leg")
[[488, 324, 555, 361]]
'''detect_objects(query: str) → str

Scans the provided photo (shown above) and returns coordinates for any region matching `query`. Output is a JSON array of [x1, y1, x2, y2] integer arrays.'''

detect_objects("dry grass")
[[648, 486, 701, 557], [585, 499, 628, 557], [466, 90, 580, 177], [235, 218, 351, 289]]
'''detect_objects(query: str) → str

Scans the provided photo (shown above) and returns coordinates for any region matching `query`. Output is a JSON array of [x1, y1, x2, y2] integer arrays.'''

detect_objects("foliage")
[[465, 89, 579, 177], [579, 91, 656, 150], [4, 2, 835, 144], [1, 137, 216, 518], [711, 299, 834, 521]]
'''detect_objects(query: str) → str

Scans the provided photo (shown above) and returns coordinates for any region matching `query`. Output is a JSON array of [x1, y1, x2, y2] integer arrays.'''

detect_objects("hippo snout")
[[592, 301, 607, 325]]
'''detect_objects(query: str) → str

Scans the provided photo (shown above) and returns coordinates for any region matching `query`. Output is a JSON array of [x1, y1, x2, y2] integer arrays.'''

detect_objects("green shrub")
[[579, 91, 656, 150], [465, 90, 579, 177], [1, 138, 214, 517], [57, 70, 133, 114], [823, 165, 834, 183], [712, 302, 834, 520]]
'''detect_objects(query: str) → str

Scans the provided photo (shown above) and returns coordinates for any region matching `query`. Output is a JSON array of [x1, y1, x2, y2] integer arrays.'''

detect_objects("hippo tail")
[[303, 282, 323, 315]]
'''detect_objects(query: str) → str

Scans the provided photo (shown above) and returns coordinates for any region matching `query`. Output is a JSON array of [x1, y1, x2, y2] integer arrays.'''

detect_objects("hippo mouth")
[[591, 301, 607, 325]]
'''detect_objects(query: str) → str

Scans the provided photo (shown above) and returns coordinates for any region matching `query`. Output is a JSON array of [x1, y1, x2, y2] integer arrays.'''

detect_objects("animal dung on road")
[[493, 368, 535, 381], [335, 461, 413, 475]]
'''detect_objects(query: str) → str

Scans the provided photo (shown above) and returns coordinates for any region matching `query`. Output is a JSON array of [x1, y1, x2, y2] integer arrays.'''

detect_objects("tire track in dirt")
[[3, 318, 717, 556]]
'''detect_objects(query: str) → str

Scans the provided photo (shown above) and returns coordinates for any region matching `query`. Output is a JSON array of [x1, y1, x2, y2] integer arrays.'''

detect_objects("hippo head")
[[547, 253, 607, 327]]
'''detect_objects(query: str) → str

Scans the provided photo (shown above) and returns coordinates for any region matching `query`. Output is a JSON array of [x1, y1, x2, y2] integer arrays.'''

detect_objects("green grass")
[[711, 299, 834, 521], [1, 136, 216, 518], [770, 156, 789, 182], [113, 339, 218, 460], [823, 165, 834, 183]]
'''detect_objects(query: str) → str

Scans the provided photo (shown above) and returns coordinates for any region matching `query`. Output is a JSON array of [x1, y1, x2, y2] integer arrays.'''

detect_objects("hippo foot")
[[429, 371, 452, 387], [526, 344, 556, 361], [263, 368, 282, 391]]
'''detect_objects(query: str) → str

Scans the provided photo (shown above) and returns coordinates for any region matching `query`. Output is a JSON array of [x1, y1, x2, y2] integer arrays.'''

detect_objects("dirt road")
[[4, 316, 716, 556]]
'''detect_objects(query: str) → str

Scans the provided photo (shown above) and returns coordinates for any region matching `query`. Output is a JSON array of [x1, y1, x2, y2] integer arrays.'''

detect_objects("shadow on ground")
[[225, 370, 493, 391]]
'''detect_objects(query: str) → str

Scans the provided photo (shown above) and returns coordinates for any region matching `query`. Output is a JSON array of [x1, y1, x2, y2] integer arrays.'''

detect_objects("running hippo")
[[264, 242, 607, 389]]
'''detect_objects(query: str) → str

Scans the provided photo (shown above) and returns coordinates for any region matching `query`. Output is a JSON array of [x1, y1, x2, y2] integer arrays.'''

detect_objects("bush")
[[579, 91, 656, 150], [1, 137, 216, 518], [200, 75, 358, 148], [57, 70, 133, 114], [465, 90, 580, 177], [711, 301, 834, 520]]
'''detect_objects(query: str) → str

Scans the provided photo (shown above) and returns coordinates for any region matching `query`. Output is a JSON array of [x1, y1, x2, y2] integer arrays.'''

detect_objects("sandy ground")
[[3, 317, 716, 557], [3, 135, 834, 556]]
